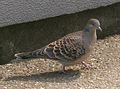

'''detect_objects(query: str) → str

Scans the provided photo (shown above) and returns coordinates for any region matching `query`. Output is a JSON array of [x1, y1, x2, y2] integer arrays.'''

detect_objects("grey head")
[[83, 19, 102, 45], [86, 19, 102, 31]]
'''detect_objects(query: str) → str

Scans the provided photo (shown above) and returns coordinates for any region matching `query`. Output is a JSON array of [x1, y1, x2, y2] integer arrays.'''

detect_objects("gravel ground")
[[0, 35, 120, 89]]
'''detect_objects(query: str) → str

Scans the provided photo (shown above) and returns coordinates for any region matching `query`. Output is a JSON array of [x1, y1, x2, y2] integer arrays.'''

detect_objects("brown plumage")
[[15, 19, 102, 71]]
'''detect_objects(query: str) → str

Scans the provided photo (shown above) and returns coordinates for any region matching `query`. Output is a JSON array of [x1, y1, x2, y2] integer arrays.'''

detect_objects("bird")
[[14, 18, 102, 72]]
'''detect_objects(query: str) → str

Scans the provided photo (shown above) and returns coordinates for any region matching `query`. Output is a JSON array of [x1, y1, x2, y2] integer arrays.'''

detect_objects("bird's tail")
[[14, 48, 45, 59]]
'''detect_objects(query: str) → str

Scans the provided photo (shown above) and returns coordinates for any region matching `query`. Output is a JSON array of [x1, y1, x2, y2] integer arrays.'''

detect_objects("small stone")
[[91, 58, 97, 61]]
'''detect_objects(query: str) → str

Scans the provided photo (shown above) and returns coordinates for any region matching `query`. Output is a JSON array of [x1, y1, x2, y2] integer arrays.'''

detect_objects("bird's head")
[[87, 19, 102, 31]]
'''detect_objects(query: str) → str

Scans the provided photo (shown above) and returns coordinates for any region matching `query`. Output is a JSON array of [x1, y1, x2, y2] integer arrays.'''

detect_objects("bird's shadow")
[[5, 70, 81, 83]]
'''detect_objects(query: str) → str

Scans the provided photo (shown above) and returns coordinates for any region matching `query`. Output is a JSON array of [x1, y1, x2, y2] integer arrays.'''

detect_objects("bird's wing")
[[44, 31, 86, 61]]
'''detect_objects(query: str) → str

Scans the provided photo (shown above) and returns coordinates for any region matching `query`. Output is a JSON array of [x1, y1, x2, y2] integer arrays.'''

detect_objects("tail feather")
[[15, 48, 45, 59], [15, 52, 33, 59]]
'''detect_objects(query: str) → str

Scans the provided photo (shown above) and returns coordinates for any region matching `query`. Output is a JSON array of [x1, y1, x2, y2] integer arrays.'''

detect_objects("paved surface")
[[0, 35, 120, 89]]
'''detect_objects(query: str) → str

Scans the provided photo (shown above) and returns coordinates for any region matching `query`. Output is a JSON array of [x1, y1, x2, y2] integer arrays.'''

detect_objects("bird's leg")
[[61, 65, 66, 73], [61, 64, 71, 73], [81, 61, 92, 69], [61, 63, 75, 73]]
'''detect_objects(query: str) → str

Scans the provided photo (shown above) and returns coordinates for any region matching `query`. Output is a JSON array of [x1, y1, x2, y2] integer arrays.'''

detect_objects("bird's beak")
[[97, 26, 102, 31]]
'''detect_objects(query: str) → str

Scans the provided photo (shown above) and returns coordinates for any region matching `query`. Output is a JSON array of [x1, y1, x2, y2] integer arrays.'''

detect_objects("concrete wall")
[[0, 0, 120, 27]]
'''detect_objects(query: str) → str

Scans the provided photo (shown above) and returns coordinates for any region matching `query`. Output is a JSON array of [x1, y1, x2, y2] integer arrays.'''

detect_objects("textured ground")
[[0, 35, 120, 89]]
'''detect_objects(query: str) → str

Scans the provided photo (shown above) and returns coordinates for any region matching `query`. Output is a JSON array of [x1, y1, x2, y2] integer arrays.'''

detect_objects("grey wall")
[[0, 0, 120, 27]]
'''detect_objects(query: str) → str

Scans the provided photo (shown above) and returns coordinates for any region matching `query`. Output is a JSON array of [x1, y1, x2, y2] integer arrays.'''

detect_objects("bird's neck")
[[83, 27, 97, 45]]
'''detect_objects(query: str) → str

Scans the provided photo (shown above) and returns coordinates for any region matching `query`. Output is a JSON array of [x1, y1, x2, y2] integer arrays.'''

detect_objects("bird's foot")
[[81, 61, 93, 70], [61, 65, 67, 73]]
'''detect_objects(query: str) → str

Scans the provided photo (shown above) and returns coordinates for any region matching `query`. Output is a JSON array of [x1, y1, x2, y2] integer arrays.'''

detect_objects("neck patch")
[[84, 28, 90, 32]]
